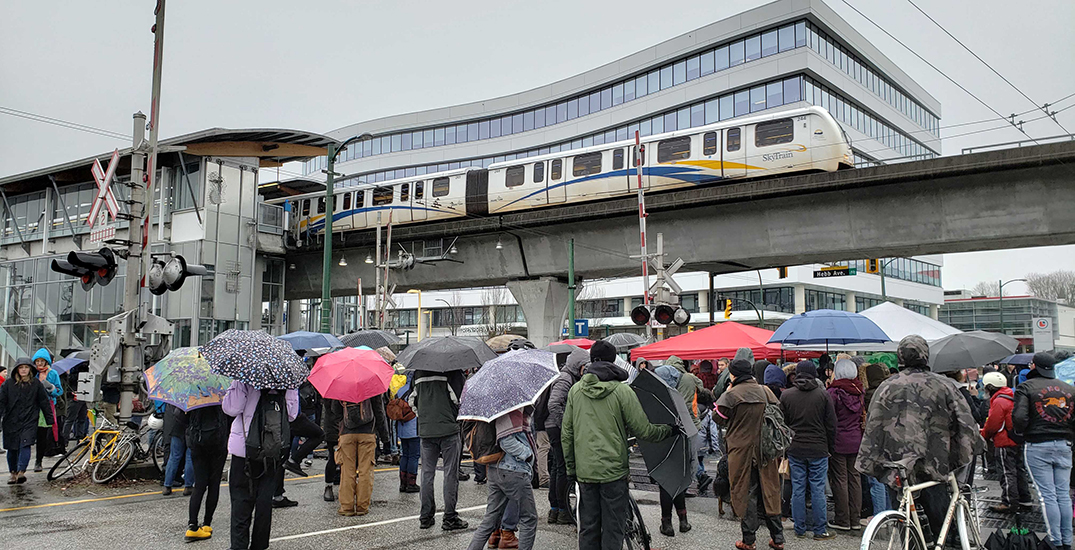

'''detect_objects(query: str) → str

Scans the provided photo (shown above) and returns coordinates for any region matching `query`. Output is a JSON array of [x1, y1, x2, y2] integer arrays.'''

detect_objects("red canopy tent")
[[630, 322, 790, 362]]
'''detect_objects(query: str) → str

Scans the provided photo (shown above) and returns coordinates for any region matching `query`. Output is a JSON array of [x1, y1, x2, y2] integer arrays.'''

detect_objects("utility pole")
[[142, 0, 167, 286], [633, 131, 652, 341], [757, 269, 765, 327], [568, 239, 576, 338], [375, 212, 382, 329], [320, 142, 337, 334], [119, 112, 147, 423]]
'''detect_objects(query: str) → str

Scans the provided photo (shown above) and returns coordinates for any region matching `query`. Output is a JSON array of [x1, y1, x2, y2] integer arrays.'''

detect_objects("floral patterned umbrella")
[[200, 329, 309, 390], [143, 347, 232, 411]]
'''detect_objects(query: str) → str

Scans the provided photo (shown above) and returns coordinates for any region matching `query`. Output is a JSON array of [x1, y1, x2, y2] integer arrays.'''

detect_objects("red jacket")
[[981, 386, 1017, 448]]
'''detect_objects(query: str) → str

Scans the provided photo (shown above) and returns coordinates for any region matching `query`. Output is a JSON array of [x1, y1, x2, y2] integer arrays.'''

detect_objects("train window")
[[505, 166, 525, 188], [432, 177, 450, 197], [400, 183, 410, 202], [356, 190, 364, 207], [572, 152, 602, 177], [414, 181, 424, 200], [317, 197, 326, 214], [657, 137, 691, 163], [301, 199, 310, 217], [727, 128, 741, 152], [372, 186, 393, 206], [612, 149, 624, 170], [533, 162, 544, 183], [342, 193, 352, 211], [755, 118, 794, 147], [703, 132, 718, 155], [551, 159, 562, 180]]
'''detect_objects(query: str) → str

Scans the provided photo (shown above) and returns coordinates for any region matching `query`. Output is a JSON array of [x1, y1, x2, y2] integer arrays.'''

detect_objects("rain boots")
[[403, 472, 420, 493]]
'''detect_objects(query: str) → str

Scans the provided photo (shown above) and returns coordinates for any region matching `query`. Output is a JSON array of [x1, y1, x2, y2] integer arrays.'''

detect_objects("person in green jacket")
[[562, 341, 673, 550]]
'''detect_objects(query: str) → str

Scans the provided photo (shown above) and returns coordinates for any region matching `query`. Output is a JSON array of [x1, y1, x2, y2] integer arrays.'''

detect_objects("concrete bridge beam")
[[506, 277, 571, 348]]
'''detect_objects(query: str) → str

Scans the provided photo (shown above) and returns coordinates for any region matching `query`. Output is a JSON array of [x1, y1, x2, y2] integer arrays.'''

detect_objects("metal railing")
[[962, 133, 1075, 155]]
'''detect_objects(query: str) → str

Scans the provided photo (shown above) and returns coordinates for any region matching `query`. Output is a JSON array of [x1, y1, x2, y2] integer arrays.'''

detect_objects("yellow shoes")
[[184, 525, 212, 542]]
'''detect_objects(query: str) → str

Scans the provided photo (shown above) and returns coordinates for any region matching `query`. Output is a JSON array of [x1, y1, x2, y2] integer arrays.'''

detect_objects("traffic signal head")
[[777, 267, 788, 279], [654, 305, 675, 325], [672, 307, 691, 327], [51, 258, 96, 291], [724, 298, 733, 319], [630, 305, 651, 326], [53, 248, 118, 290], [866, 259, 880, 274], [148, 254, 208, 294]]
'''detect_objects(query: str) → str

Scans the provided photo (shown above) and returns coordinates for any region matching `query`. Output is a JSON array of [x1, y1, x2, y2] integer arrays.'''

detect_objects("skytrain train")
[[272, 106, 853, 236]]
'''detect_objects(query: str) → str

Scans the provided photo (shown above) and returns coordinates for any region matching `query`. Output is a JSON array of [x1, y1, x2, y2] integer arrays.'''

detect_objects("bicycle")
[[861, 462, 983, 550], [48, 414, 149, 484]]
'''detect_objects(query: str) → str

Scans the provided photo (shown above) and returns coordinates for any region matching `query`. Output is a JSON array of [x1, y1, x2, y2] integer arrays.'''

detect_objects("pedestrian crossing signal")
[[866, 259, 880, 274], [724, 299, 733, 320]]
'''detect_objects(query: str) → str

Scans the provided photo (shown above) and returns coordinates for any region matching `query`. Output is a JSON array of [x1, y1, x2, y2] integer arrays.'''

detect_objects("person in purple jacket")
[[222, 381, 299, 550], [827, 359, 865, 532]]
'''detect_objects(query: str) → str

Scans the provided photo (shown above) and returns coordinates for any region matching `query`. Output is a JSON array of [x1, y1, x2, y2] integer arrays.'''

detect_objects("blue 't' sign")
[[574, 319, 589, 336]]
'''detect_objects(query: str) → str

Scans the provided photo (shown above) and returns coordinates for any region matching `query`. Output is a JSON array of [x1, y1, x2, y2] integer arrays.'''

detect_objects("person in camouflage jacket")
[[856, 335, 985, 545]]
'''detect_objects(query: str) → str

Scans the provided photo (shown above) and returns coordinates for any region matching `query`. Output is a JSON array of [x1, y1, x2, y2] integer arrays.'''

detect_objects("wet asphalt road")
[[0, 455, 870, 550]]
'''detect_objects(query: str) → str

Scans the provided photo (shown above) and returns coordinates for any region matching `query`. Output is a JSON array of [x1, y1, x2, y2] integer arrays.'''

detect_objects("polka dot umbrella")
[[458, 349, 560, 423], [200, 329, 309, 390]]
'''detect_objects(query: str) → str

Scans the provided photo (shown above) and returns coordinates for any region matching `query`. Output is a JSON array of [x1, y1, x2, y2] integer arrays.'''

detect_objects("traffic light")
[[724, 298, 733, 319], [777, 267, 788, 279], [630, 305, 651, 326], [51, 248, 117, 290], [865, 259, 880, 274], [654, 305, 675, 325], [147, 254, 209, 295]]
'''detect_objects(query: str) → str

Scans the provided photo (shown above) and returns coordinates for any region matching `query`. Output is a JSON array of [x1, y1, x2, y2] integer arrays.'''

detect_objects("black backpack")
[[186, 406, 228, 450], [245, 389, 291, 479]]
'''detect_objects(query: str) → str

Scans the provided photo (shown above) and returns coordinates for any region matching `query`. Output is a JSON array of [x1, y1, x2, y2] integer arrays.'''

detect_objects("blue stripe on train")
[[306, 204, 456, 232], [494, 165, 718, 211]]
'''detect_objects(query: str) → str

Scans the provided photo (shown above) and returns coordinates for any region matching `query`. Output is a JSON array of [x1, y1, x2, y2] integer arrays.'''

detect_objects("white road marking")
[[269, 504, 488, 542]]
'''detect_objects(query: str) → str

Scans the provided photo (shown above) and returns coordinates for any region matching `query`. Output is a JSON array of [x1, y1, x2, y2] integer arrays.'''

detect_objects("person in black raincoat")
[[0, 357, 54, 484]]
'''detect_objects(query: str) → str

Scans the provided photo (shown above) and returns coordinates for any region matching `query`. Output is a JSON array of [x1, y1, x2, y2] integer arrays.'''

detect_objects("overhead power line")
[[0, 106, 129, 141]]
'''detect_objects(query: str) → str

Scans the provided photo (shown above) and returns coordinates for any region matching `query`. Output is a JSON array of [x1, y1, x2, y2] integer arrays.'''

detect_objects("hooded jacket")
[[827, 377, 865, 455], [1012, 369, 1075, 443], [0, 359, 55, 451], [664, 355, 706, 427], [713, 348, 755, 403], [764, 364, 787, 398], [981, 386, 1017, 448], [31, 348, 62, 405], [779, 373, 837, 458], [864, 363, 889, 409], [561, 361, 671, 483], [413, 369, 466, 439], [545, 348, 588, 430], [753, 360, 770, 384]]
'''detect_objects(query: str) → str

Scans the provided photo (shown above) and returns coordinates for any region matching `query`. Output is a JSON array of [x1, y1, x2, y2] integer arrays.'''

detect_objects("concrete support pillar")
[[286, 299, 303, 332], [793, 284, 807, 314], [929, 304, 940, 320], [845, 291, 857, 313], [507, 277, 572, 348]]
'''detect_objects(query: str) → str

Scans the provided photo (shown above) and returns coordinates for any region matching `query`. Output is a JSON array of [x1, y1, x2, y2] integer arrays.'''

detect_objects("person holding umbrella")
[[562, 340, 674, 550], [544, 348, 589, 525]]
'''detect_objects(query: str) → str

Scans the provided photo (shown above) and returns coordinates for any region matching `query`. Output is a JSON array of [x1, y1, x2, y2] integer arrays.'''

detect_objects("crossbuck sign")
[[88, 149, 121, 242]]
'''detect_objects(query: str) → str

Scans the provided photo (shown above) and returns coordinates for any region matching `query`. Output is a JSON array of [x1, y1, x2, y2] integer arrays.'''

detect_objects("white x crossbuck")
[[88, 149, 121, 228]]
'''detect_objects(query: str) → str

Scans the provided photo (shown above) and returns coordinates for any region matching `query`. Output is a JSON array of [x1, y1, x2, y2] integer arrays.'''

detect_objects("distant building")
[[939, 290, 1075, 352]]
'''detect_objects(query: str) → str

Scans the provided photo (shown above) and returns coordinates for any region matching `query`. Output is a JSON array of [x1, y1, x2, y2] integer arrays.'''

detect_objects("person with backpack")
[[183, 403, 231, 542], [562, 341, 673, 550], [163, 403, 194, 496], [413, 368, 469, 531], [328, 391, 389, 517], [465, 408, 539, 550], [780, 360, 837, 540], [715, 357, 785, 550], [221, 380, 299, 550], [271, 388, 325, 509], [980, 371, 1032, 513], [543, 347, 588, 525]]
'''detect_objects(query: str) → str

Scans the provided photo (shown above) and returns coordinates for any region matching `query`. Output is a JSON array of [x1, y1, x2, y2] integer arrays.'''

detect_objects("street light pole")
[[435, 298, 454, 335], [998, 278, 1027, 336], [408, 289, 422, 341], [879, 258, 898, 301]]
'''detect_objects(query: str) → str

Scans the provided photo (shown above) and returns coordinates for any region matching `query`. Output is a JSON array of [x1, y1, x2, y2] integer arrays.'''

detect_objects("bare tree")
[[575, 282, 609, 337], [970, 281, 1002, 297], [481, 286, 513, 338], [439, 291, 466, 336], [1026, 270, 1075, 303]]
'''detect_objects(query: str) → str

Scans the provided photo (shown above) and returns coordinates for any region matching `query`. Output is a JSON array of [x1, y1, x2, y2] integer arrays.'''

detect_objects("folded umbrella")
[[144, 347, 232, 411], [630, 368, 699, 498], [929, 331, 1020, 373], [309, 347, 394, 404], [278, 331, 344, 353], [339, 330, 400, 349], [396, 336, 497, 373], [200, 329, 309, 390], [458, 349, 560, 422], [485, 334, 527, 353]]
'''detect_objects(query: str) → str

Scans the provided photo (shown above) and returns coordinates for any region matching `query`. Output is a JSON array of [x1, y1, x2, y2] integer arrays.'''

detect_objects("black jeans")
[[578, 477, 630, 550], [289, 413, 324, 463], [547, 426, 569, 511], [659, 487, 687, 519], [742, 467, 784, 546], [230, 456, 277, 550], [325, 441, 340, 485], [188, 445, 227, 528], [997, 446, 1032, 506]]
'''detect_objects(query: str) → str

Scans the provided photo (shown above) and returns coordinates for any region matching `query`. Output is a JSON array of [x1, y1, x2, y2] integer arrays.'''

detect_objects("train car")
[[486, 106, 852, 213]]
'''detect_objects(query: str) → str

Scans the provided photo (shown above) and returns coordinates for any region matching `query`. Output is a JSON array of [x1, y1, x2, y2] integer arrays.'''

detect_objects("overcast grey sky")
[[2, 0, 1073, 293]]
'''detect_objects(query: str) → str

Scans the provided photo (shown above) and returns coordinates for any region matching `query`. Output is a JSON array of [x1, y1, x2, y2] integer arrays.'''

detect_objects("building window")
[[805, 289, 846, 311], [657, 137, 691, 163], [505, 166, 525, 187]]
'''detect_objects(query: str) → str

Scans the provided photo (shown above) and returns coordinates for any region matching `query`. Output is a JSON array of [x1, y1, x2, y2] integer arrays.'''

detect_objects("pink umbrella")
[[309, 347, 394, 404]]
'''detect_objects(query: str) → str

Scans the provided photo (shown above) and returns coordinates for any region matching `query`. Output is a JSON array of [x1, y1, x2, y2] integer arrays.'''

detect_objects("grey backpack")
[[759, 402, 794, 465]]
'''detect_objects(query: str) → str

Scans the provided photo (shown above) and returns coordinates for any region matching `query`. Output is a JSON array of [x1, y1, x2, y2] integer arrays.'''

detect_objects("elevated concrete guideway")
[[285, 140, 1075, 300]]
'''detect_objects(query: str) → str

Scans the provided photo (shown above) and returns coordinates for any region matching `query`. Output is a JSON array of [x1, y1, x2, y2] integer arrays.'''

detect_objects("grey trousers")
[[467, 467, 538, 550], [420, 434, 461, 522]]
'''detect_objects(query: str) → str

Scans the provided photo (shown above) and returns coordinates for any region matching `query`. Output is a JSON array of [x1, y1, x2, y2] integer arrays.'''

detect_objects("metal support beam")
[[0, 188, 31, 255], [176, 151, 203, 224], [48, 175, 84, 247]]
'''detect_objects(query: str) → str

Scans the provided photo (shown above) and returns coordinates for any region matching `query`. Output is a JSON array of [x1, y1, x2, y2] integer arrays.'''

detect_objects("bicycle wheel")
[[862, 511, 925, 550], [151, 432, 169, 475], [624, 495, 651, 550], [956, 499, 983, 550], [92, 440, 135, 484], [47, 440, 90, 481]]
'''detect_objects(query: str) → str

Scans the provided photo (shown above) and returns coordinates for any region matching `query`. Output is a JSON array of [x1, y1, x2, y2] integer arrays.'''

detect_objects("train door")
[[396, 182, 412, 223], [352, 190, 367, 228], [412, 180, 427, 221], [465, 170, 489, 216], [722, 126, 747, 178], [547, 158, 566, 203], [335, 191, 353, 230], [702, 131, 720, 182], [299, 199, 311, 233]]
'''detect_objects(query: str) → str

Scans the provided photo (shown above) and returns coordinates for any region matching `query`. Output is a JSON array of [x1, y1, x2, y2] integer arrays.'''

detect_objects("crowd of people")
[[2, 338, 1075, 550]]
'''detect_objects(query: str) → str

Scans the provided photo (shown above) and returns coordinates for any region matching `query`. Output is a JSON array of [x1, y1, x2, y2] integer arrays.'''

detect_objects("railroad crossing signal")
[[51, 248, 118, 290], [88, 150, 121, 227], [147, 255, 210, 295]]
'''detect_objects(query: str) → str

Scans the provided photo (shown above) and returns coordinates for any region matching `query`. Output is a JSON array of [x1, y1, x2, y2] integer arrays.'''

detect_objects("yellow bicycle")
[[47, 411, 143, 484]]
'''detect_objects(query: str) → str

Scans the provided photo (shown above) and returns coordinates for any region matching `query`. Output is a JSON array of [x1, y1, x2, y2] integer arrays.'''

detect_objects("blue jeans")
[[1025, 440, 1073, 546], [868, 476, 890, 515], [164, 435, 193, 488], [790, 455, 829, 535], [6, 446, 31, 473], [400, 437, 420, 475]]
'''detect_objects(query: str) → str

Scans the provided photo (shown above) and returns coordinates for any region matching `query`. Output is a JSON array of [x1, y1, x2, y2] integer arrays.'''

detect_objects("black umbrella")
[[396, 336, 497, 373], [929, 331, 1019, 373], [629, 369, 699, 497], [339, 330, 400, 349]]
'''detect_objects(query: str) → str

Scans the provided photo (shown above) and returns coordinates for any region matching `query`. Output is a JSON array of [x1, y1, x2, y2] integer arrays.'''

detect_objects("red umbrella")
[[548, 337, 595, 350], [309, 347, 394, 404]]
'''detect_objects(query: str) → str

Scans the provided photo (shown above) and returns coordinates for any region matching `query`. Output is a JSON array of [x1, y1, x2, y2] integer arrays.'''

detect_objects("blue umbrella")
[[768, 309, 890, 349], [458, 349, 559, 422], [52, 356, 88, 375], [1055, 357, 1075, 386], [201, 329, 309, 390], [278, 331, 344, 353]]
